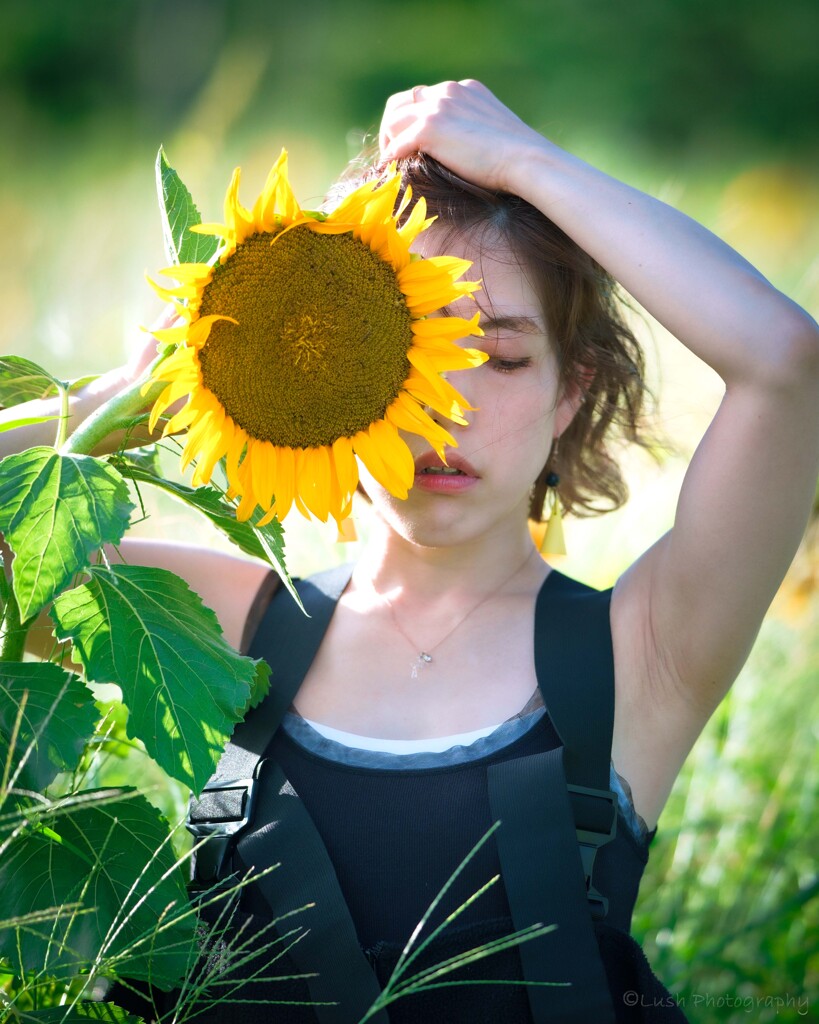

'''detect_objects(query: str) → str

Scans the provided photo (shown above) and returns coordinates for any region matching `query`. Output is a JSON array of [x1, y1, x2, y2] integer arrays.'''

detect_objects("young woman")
[[3, 80, 818, 1022]]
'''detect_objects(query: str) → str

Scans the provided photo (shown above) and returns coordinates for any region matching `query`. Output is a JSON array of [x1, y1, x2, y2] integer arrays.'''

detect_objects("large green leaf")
[[51, 565, 267, 791], [22, 1004, 145, 1022], [109, 455, 298, 606], [0, 356, 65, 409], [0, 789, 195, 989], [156, 147, 218, 267], [0, 448, 135, 621], [0, 662, 98, 791]]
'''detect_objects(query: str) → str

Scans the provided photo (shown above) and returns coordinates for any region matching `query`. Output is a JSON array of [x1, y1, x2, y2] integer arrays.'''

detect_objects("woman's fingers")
[[378, 79, 542, 191], [125, 306, 183, 381]]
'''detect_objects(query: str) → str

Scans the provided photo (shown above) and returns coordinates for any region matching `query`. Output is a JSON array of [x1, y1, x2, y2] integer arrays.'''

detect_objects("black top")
[[125, 566, 686, 1024], [254, 712, 651, 948]]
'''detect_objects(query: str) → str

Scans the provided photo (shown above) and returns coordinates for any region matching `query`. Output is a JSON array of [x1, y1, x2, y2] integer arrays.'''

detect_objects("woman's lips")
[[413, 451, 480, 493]]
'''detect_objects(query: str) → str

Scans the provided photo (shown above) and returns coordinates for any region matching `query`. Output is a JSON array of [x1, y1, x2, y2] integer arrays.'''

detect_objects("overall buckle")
[[567, 784, 617, 920], [187, 773, 261, 884]]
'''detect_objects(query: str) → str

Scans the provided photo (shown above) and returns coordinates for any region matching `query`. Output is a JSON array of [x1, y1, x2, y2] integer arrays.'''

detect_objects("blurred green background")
[[1, 1, 817, 1020]]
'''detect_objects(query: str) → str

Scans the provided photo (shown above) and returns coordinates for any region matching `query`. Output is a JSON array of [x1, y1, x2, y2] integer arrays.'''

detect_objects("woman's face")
[[359, 229, 581, 549]]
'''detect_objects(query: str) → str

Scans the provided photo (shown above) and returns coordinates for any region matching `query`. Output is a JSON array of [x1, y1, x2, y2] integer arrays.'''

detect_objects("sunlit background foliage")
[[1, 1, 817, 1020]]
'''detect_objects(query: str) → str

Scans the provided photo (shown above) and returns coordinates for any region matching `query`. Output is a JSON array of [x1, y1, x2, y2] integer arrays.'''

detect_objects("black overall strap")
[[236, 761, 386, 1024], [188, 563, 355, 882], [188, 563, 387, 1024], [487, 569, 617, 1024]]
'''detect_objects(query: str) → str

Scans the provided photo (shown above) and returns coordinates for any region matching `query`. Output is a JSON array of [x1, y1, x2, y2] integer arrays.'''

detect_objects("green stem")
[[54, 384, 70, 449], [0, 576, 27, 662], [60, 353, 167, 457]]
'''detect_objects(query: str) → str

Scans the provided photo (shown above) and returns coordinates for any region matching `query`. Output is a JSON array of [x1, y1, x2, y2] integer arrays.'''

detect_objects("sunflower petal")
[[270, 445, 295, 521], [180, 408, 216, 471], [145, 275, 200, 304], [224, 426, 246, 494], [411, 312, 483, 343], [160, 400, 199, 436], [157, 264, 214, 284], [187, 313, 239, 349], [190, 222, 230, 238], [235, 488, 258, 523], [398, 195, 435, 246], [370, 418, 415, 491], [298, 446, 332, 522], [191, 408, 229, 487], [249, 439, 276, 511], [145, 324, 189, 345], [353, 427, 408, 498], [386, 393, 456, 453], [330, 435, 359, 510], [273, 151, 304, 224], [223, 167, 255, 247]]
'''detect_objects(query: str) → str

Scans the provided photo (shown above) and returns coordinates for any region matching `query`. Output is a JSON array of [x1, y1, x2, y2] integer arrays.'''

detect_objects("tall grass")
[[634, 535, 818, 1023]]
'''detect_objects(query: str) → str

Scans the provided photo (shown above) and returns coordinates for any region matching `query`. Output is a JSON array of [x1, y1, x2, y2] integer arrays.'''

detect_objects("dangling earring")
[[540, 470, 565, 556], [539, 439, 566, 556]]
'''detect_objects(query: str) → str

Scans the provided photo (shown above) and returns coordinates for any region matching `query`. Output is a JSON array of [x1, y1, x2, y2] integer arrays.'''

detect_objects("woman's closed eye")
[[488, 355, 533, 374]]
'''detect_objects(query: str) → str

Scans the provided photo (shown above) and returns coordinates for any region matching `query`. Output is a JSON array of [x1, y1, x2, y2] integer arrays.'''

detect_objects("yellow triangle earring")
[[540, 470, 566, 556], [537, 437, 566, 556]]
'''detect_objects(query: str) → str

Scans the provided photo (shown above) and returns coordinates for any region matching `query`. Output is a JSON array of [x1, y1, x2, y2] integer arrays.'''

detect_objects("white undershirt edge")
[[302, 716, 502, 754]]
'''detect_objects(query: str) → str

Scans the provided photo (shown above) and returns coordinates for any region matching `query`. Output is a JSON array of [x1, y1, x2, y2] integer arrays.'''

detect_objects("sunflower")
[[146, 151, 485, 527]]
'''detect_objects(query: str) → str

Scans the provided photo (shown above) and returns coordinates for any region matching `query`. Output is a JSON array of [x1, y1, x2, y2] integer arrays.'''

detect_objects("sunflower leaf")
[[0, 355, 66, 409], [0, 788, 195, 988], [0, 413, 61, 433], [0, 662, 98, 791], [247, 658, 272, 712], [156, 146, 218, 267], [108, 454, 300, 607], [69, 372, 102, 392], [0, 448, 135, 621], [51, 564, 261, 791]]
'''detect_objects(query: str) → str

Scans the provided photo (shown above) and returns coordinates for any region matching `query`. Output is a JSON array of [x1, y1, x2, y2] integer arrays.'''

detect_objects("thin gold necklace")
[[372, 547, 537, 679]]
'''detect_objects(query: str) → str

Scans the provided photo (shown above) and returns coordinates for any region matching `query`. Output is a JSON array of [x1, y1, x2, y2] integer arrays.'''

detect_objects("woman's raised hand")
[[379, 79, 548, 194]]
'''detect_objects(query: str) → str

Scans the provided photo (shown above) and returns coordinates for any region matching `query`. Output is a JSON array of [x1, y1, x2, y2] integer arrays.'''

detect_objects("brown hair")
[[339, 153, 655, 521]]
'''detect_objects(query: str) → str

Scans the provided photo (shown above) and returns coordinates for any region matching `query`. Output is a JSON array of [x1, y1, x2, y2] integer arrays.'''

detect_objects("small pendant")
[[410, 652, 433, 679]]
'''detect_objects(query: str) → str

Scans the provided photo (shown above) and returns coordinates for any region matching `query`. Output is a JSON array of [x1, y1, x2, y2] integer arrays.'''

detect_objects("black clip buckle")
[[187, 777, 258, 838], [187, 775, 260, 884], [567, 784, 617, 920]]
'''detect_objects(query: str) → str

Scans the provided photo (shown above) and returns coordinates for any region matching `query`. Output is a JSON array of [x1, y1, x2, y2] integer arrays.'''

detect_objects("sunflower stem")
[[60, 353, 167, 457], [53, 383, 70, 449], [0, 578, 27, 663]]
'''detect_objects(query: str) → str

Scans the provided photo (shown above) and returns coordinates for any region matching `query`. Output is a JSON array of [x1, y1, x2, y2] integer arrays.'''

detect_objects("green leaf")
[[51, 565, 260, 791], [156, 147, 218, 267], [0, 662, 98, 791], [113, 445, 162, 476], [0, 789, 195, 988], [22, 1004, 145, 1022], [247, 659, 272, 713], [109, 455, 299, 607], [0, 356, 66, 409], [0, 448, 135, 621], [0, 413, 61, 433], [68, 373, 101, 393]]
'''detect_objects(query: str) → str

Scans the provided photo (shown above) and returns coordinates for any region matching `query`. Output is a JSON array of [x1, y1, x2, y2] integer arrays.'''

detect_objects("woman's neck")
[[352, 515, 547, 608]]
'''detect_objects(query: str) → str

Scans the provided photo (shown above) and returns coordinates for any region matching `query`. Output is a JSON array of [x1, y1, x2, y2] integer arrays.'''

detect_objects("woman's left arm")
[[382, 80, 819, 723]]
